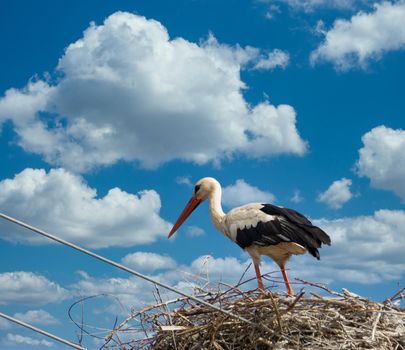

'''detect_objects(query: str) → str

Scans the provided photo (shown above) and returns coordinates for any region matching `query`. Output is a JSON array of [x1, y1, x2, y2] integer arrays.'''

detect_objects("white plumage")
[[224, 203, 276, 239]]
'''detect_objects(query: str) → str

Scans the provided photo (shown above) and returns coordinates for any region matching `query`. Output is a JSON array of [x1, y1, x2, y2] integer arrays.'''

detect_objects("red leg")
[[280, 264, 294, 296], [254, 261, 265, 292]]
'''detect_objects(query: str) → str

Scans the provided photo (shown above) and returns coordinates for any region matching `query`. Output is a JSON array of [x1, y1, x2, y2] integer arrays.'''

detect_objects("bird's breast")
[[246, 242, 307, 267]]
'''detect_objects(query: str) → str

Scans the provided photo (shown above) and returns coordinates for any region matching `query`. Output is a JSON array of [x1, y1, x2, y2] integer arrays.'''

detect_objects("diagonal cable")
[[0, 212, 254, 326]]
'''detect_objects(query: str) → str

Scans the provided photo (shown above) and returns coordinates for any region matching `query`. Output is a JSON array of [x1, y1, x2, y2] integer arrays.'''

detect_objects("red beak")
[[168, 196, 202, 238]]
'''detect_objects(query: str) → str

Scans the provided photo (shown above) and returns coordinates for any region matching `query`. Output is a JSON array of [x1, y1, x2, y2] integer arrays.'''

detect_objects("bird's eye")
[[194, 184, 201, 194]]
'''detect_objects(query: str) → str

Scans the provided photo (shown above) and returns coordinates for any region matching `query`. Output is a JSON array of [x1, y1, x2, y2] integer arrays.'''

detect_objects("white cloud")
[[186, 225, 206, 237], [0, 12, 306, 172], [317, 177, 353, 209], [13, 310, 59, 326], [253, 49, 290, 70], [0, 318, 11, 330], [189, 255, 252, 283], [175, 176, 193, 187], [244, 102, 307, 157], [222, 179, 276, 207], [71, 255, 251, 313], [261, 0, 363, 13], [0, 272, 69, 305], [0, 168, 171, 248], [3, 333, 53, 347], [313, 209, 405, 284], [0, 309, 59, 331], [71, 256, 251, 314], [264, 4, 281, 20], [73, 274, 142, 300], [291, 189, 303, 203], [0, 80, 53, 127], [71, 272, 157, 315], [311, 1, 405, 70], [356, 125, 405, 201], [73, 255, 256, 311], [121, 252, 177, 272]]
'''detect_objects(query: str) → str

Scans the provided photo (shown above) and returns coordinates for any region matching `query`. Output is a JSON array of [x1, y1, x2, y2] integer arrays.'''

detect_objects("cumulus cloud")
[[261, 0, 363, 14], [186, 225, 206, 237], [290, 189, 303, 203], [189, 255, 253, 283], [176, 176, 193, 187], [356, 125, 405, 201], [0, 168, 171, 248], [3, 333, 53, 347], [73, 273, 141, 298], [0, 318, 11, 330], [222, 179, 276, 207], [0, 272, 69, 305], [73, 255, 256, 313], [311, 1, 405, 70], [0, 310, 59, 331], [72, 255, 251, 313], [253, 49, 289, 70], [121, 252, 177, 272], [313, 209, 405, 284], [71, 271, 158, 314], [0, 12, 306, 172], [317, 178, 353, 209], [13, 310, 59, 326]]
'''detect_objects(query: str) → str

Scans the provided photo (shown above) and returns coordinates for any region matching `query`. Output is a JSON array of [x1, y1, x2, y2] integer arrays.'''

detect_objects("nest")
[[102, 281, 405, 350]]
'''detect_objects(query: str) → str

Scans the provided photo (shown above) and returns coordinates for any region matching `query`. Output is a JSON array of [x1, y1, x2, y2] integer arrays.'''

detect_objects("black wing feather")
[[236, 220, 287, 248], [235, 204, 331, 260], [260, 204, 331, 245]]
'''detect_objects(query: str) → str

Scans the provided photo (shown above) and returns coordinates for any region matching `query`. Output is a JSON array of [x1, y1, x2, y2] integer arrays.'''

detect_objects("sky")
[[0, 0, 404, 348]]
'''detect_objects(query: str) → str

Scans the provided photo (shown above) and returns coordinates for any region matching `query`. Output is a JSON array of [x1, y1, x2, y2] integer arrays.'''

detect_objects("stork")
[[168, 177, 331, 295]]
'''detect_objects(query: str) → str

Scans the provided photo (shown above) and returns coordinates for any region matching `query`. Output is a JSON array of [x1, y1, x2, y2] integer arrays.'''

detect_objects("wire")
[[0, 212, 254, 326], [0, 311, 85, 350]]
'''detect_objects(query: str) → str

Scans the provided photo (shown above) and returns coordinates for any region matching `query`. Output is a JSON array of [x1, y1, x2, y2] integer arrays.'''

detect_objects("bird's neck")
[[208, 188, 226, 233]]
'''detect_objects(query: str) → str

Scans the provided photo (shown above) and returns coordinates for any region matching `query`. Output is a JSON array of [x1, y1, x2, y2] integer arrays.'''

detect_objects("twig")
[[295, 278, 344, 297], [371, 311, 382, 341], [268, 292, 282, 331], [237, 262, 252, 286]]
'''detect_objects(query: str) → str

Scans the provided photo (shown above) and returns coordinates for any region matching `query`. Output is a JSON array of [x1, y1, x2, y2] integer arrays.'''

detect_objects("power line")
[[0, 311, 85, 350], [0, 212, 254, 326]]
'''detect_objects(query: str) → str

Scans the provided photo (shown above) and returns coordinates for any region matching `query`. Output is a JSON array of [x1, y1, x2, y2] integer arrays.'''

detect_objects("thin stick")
[[237, 262, 252, 286], [268, 292, 282, 331], [0, 212, 254, 326], [295, 278, 344, 297], [371, 312, 381, 341], [0, 311, 85, 350], [284, 291, 305, 313]]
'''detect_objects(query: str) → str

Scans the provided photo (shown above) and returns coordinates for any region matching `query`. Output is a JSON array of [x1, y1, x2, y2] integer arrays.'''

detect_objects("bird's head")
[[193, 177, 221, 201], [168, 177, 220, 238]]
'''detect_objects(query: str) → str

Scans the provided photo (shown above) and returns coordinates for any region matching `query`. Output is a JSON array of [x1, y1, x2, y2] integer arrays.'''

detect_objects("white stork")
[[168, 177, 331, 295]]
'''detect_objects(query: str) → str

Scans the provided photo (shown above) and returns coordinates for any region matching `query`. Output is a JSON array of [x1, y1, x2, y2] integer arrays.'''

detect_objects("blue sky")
[[1, 0, 404, 348]]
